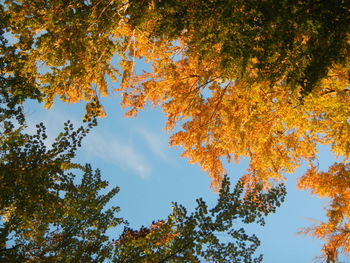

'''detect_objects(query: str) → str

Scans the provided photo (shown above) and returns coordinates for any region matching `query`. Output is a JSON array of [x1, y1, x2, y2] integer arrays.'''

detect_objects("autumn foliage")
[[298, 163, 350, 262]]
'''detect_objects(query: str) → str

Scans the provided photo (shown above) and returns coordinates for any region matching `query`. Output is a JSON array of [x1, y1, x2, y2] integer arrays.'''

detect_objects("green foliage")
[[126, 0, 350, 95], [1, 25, 122, 261], [0, 85, 122, 262], [1, 0, 124, 117], [0, 4, 42, 103], [114, 176, 286, 263]]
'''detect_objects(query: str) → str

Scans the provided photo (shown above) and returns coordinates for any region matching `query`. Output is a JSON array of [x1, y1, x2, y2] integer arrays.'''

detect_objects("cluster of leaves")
[[298, 163, 350, 263], [116, 0, 350, 187], [0, 88, 122, 261], [1, 0, 126, 119], [114, 176, 286, 263], [126, 0, 349, 95], [1, 24, 122, 258]]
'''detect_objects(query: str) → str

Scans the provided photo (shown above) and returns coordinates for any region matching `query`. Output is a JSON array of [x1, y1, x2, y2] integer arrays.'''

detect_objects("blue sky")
[[24, 92, 341, 262]]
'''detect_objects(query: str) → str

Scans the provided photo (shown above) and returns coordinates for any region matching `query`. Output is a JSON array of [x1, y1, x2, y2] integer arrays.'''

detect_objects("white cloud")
[[24, 103, 78, 147], [137, 128, 170, 162], [23, 102, 152, 179], [83, 131, 152, 179]]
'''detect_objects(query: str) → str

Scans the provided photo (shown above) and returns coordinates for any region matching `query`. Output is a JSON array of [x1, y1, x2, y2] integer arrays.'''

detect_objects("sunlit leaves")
[[298, 163, 350, 262], [2, 0, 126, 118], [117, 2, 350, 260]]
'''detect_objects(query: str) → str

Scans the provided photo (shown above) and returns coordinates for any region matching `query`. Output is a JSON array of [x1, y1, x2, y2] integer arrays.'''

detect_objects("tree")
[[114, 176, 286, 263], [1, 0, 350, 260], [120, 2, 350, 260], [1, 19, 124, 260], [0, 87, 122, 261], [121, 3, 349, 259]]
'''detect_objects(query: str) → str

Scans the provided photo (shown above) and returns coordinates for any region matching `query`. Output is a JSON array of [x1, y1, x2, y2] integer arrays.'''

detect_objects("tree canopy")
[[1, 0, 350, 261], [0, 79, 122, 261]]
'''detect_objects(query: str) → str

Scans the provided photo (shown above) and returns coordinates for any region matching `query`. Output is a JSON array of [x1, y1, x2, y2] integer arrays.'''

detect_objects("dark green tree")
[[0, 97, 122, 262], [114, 176, 286, 263], [126, 0, 350, 95], [0, 40, 122, 260]]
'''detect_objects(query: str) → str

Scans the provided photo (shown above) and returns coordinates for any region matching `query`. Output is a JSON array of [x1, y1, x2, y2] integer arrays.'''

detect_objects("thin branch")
[[0, 244, 24, 253], [157, 229, 212, 263]]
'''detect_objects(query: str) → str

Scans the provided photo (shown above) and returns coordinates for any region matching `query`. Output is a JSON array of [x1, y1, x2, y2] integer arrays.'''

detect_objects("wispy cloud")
[[24, 103, 78, 147], [83, 131, 152, 179], [24, 102, 152, 179], [137, 128, 170, 162]]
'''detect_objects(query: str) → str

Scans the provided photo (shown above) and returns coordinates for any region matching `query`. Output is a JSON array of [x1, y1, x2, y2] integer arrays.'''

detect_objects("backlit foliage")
[[298, 163, 350, 262], [1, 0, 124, 118]]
